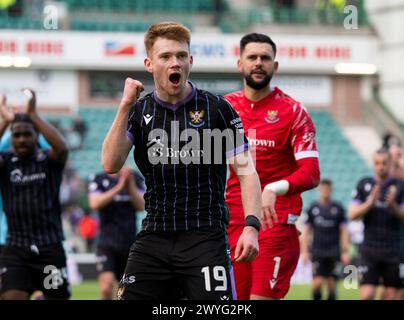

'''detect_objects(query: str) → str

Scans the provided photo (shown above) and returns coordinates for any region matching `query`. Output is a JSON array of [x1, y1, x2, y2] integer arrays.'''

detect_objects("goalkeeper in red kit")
[[225, 33, 320, 300]]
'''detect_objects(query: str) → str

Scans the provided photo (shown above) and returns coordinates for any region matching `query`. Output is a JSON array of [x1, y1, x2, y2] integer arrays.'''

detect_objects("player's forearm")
[[127, 183, 145, 211], [230, 151, 262, 221], [238, 171, 262, 221], [348, 202, 372, 220], [0, 119, 9, 140], [88, 185, 122, 210], [340, 225, 350, 253], [301, 225, 311, 254], [284, 158, 320, 195], [29, 113, 68, 160], [102, 107, 132, 173], [264, 158, 320, 196]]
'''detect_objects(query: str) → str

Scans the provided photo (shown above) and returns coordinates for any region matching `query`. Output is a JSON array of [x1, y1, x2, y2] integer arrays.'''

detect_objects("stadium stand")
[[65, 0, 215, 13], [0, 0, 368, 33], [302, 111, 371, 208], [66, 108, 112, 177]]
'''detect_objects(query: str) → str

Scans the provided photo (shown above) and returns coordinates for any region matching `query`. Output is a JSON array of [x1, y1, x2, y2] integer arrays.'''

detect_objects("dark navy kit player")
[[349, 148, 404, 300], [88, 167, 145, 300], [102, 22, 269, 300], [0, 90, 70, 300], [301, 179, 350, 300]]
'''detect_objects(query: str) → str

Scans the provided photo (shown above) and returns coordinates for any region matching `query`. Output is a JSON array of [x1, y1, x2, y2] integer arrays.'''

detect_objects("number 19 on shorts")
[[201, 266, 228, 291]]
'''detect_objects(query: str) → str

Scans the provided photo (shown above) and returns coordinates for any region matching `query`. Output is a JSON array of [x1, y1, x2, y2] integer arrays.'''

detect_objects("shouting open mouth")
[[169, 72, 181, 85]]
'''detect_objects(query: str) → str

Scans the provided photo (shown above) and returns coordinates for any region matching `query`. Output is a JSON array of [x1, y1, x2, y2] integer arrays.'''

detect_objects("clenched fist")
[[120, 78, 144, 110]]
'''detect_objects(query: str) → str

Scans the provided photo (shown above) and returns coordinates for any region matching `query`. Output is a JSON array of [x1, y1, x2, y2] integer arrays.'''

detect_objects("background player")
[[225, 33, 320, 300], [0, 94, 52, 301], [102, 22, 265, 300], [349, 148, 404, 300], [0, 89, 70, 300], [301, 179, 350, 300], [88, 167, 144, 300]]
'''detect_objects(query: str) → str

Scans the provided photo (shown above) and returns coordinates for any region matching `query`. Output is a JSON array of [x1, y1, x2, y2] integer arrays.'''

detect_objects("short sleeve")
[[127, 102, 140, 145], [291, 104, 319, 161], [38, 134, 51, 150], [338, 204, 347, 225], [305, 205, 314, 225], [217, 97, 249, 159], [88, 173, 103, 194], [351, 180, 365, 204]]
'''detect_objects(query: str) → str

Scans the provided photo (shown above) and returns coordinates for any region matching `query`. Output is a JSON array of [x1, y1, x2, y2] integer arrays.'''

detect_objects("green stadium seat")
[[302, 111, 371, 209]]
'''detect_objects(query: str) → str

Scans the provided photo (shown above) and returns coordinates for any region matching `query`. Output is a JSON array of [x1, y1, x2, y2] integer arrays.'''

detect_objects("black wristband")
[[245, 215, 261, 232]]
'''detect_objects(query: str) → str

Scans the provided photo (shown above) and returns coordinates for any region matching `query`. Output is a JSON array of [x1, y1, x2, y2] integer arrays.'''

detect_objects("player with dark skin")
[[0, 90, 69, 300]]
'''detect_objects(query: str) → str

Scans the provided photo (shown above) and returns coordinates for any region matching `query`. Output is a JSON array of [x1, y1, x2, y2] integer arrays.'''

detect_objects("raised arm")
[[102, 78, 143, 173], [0, 94, 14, 168], [24, 89, 68, 165], [0, 94, 14, 140]]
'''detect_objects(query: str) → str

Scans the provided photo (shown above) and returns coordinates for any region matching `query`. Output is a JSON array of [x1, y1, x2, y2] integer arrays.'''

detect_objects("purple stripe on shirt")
[[226, 143, 249, 159], [351, 199, 363, 205], [153, 81, 196, 111], [230, 267, 237, 300], [400, 203, 404, 207], [127, 131, 135, 144]]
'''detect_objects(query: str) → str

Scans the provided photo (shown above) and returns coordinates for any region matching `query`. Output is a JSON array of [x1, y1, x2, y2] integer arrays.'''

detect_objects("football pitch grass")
[[70, 281, 360, 300]]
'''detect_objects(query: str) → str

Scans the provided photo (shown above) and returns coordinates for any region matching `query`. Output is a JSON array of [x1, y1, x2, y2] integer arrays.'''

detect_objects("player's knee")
[[100, 286, 114, 300], [360, 286, 376, 300], [1, 290, 29, 300], [382, 288, 397, 300], [99, 278, 115, 299]]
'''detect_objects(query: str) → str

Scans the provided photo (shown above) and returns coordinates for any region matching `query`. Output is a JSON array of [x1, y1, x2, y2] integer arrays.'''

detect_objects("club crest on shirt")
[[265, 110, 280, 124], [188, 110, 205, 128]]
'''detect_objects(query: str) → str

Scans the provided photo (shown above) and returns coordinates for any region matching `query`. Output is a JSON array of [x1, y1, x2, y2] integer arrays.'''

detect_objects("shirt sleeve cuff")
[[127, 131, 135, 145], [226, 143, 249, 159]]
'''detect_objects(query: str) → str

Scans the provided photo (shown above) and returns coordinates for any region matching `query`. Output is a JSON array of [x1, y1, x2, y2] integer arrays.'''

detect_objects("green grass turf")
[[284, 283, 360, 300], [71, 281, 360, 300]]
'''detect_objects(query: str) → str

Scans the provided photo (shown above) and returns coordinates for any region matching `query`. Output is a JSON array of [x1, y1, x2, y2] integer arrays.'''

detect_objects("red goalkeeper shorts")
[[228, 222, 300, 299]]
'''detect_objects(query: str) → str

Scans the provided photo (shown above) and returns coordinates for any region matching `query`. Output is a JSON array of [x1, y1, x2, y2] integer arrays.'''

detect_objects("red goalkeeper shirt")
[[225, 87, 319, 226]]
